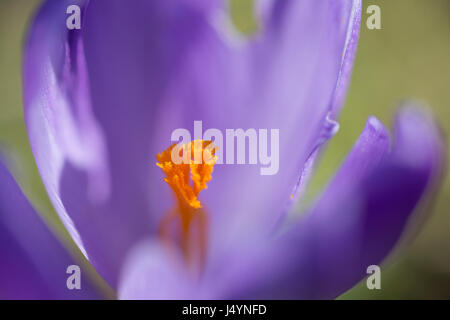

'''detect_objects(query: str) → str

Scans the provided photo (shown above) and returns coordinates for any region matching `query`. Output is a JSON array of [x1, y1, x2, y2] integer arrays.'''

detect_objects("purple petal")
[[254, 0, 362, 228], [118, 239, 196, 300], [24, 0, 115, 281], [204, 0, 362, 263], [201, 107, 444, 299], [0, 155, 101, 299], [255, 0, 361, 116], [329, 0, 362, 116]]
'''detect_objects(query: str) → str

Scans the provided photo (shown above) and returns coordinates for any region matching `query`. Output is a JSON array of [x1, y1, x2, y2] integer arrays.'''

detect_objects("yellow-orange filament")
[[156, 140, 217, 266]]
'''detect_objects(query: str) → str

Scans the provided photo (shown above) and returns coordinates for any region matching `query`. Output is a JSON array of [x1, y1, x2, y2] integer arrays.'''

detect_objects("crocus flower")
[[0, 0, 444, 299]]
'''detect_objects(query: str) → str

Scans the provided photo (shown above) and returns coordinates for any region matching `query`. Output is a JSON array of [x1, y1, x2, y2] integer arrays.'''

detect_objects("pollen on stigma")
[[156, 140, 218, 265], [156, 140, 217, 209]]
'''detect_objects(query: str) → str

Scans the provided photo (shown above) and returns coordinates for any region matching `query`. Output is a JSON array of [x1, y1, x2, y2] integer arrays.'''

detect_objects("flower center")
[[156, 140, 217, 267]]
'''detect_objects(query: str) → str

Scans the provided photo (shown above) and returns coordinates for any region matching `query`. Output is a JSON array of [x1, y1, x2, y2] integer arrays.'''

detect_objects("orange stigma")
[[156, 140, 217, 267]]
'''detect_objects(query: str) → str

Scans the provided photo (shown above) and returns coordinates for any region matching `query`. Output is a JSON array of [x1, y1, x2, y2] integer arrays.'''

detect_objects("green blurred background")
[[0, 0, 449, 299]]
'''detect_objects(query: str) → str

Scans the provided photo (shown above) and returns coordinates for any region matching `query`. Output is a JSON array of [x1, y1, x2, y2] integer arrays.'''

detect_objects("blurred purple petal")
[[23, 0, 118, 280], [255, 0, 361, 117], [0, 156, 101, 299], [329, 0, 362, 116], [118, 239, 196, 300]]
